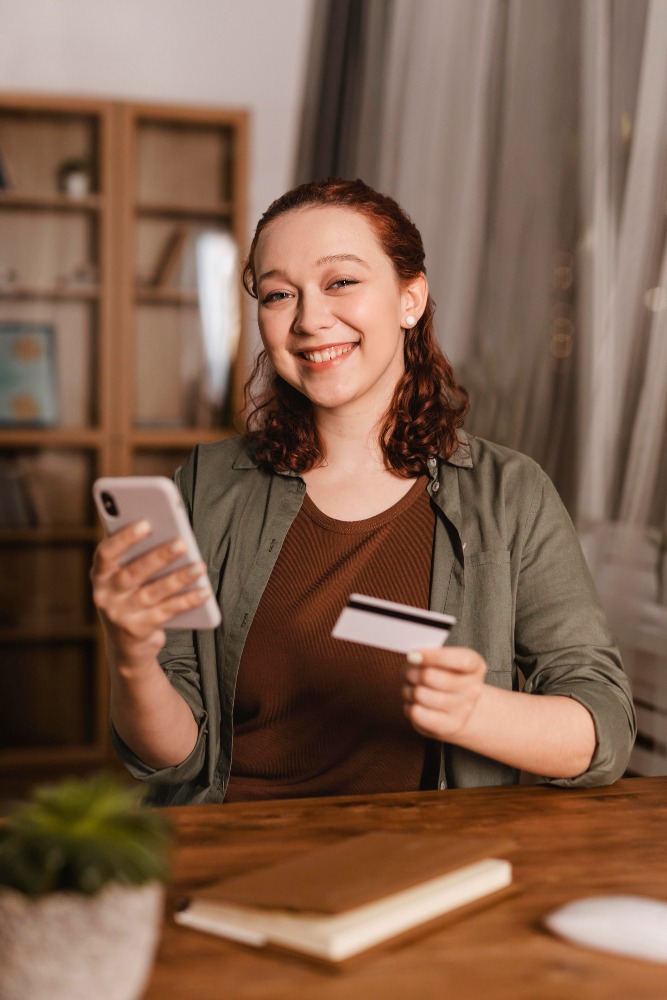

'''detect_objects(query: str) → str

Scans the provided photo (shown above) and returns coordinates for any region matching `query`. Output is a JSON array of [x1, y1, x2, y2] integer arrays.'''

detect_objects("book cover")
[[150, 228, 188, 287], [174, 831, 513, 963]]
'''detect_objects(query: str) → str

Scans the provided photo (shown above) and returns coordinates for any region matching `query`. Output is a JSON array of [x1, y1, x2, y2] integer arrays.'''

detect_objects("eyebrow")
[[258, 253, 370, 284], [315, 253, 370, 269]]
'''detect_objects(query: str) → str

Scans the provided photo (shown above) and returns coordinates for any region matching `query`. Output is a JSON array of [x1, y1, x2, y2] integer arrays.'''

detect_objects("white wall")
[[0, 0, 315, 348]]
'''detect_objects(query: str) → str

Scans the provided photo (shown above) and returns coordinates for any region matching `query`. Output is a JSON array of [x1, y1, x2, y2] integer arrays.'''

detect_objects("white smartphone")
[[92, 475, 221, 630]]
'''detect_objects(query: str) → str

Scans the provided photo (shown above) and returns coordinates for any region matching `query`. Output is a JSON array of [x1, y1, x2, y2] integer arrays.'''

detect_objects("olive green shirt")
[[112, 433, 636, 805]]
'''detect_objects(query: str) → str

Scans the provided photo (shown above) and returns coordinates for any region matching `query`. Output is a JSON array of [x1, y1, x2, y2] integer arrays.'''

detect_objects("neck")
[[304, 403, 414, 517], [313, 404, 387, 475]]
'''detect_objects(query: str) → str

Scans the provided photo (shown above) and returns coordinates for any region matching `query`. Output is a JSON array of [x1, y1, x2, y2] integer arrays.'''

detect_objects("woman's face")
[[254, 205, 425, 420]]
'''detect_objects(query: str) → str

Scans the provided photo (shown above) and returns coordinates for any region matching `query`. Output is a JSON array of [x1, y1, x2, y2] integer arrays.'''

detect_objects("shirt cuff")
[[110, 706, 208, 785], [539, 686, 636, 788]]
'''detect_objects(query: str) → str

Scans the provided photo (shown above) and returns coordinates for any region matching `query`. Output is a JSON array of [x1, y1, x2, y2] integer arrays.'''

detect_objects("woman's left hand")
[[401, 647, 487, 742]]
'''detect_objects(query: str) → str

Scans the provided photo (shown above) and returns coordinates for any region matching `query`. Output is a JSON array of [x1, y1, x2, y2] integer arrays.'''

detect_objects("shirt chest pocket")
[[460, 549, 513, 680]]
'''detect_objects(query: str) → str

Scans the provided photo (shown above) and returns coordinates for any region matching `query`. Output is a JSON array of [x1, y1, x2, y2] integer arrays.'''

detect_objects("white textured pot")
[[0, 881, 164, 1000]]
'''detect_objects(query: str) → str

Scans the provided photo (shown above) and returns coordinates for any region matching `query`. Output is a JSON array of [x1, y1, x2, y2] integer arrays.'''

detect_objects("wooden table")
[[144, 777, 667, 1000]]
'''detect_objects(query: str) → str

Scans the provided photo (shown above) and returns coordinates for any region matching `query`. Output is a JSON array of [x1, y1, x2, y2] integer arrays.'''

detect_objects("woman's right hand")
[[91, 520, 212, 669]]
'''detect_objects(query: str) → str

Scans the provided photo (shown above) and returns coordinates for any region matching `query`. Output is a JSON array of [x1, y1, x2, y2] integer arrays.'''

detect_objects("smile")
[[300, 344, 357, 364]]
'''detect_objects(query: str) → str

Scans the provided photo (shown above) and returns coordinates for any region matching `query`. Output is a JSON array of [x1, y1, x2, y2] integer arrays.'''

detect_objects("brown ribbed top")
[[225, 476, 436, 802]]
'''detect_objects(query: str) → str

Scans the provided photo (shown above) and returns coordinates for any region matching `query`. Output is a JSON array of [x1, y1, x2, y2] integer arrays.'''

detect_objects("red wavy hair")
[[242, 178, 468, 475]]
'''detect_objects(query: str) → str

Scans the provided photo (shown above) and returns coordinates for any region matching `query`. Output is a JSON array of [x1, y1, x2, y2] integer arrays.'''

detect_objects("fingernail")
[[197, 587, 211, 599], [406, 651, 423, 665], [188, 563, 203, 577], [133, 520, 151, 537], [170, 539, 186, 554]]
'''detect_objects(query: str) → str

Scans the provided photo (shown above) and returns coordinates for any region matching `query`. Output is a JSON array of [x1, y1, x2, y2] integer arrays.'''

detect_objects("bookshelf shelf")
[[0, 527, 98, 544], [0, 745, 106, 769], [0, 192, 102, 212], [0, 284, 100, 301], [0, 625, 97, 644], [131, 427, 236, 448], [0, 428, 102, 447]]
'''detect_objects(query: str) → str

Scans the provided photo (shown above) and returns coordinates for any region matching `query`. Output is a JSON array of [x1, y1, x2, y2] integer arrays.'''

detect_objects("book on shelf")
[[174, 830, 513, 964], [150, 227, 188, 287], [15, 451, 89, 527], [0, 459, 34, 527]]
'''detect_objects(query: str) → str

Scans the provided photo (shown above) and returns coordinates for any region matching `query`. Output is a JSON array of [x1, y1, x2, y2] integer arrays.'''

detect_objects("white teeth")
[[303, 344, 354, 363]]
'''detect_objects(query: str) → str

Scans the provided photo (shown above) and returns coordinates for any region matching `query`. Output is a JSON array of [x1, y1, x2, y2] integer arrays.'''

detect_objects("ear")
[[400, 273, 428, 328]]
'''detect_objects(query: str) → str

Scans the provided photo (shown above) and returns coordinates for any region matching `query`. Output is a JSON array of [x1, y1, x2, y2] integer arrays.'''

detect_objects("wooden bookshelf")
[[0, 93, 248, 797], [135, 200, 234, 220]]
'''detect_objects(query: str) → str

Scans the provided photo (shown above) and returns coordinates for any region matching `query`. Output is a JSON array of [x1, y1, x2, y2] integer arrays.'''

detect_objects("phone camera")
[[100, 491, 119, 517]]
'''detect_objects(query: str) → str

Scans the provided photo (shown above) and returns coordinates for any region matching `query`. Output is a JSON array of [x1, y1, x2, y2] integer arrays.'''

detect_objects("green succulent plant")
[[0, 774, 172, 898]]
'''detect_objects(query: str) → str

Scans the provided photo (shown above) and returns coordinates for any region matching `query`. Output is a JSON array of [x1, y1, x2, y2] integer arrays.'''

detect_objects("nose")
[[293, 290, 334, 337]]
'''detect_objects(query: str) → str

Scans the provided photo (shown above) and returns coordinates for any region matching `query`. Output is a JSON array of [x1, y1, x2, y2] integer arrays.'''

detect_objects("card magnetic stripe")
[[347, 598, 450, 628]]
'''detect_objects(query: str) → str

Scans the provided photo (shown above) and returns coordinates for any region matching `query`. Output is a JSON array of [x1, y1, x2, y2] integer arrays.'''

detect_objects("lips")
[[299, 343, 357, 364]]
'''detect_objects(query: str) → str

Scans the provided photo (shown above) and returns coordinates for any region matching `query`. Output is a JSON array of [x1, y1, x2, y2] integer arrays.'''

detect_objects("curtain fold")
[[379, 0, 500, 371], [295, 0, 393, 184], [576, 0, 616, 524]]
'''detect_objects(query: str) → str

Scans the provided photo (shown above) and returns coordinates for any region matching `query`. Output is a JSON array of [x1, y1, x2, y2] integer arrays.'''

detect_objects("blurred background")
[[0, 0, 665, 801]]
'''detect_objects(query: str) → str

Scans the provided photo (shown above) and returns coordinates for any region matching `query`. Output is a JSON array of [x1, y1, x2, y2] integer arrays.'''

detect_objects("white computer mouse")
[[544, 895, 667, 963]]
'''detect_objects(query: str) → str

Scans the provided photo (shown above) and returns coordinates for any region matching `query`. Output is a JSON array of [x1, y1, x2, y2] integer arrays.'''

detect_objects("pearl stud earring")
[[405, 315, 416, 327]]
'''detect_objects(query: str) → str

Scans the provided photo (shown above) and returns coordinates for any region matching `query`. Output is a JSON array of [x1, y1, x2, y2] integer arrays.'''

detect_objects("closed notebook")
[[174, 831, 513, 963]]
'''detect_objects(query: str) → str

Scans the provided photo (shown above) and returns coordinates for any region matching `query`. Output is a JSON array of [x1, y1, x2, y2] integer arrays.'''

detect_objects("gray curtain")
[[295, 0, 392, 184]]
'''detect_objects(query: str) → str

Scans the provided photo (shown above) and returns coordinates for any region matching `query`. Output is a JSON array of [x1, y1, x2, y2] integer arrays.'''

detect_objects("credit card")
[[332, 593, 456, 654]]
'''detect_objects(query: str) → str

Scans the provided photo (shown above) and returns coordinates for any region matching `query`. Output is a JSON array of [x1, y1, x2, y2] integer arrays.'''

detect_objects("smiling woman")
[[91, 178, 636, 807], [252, 205, 422, 473]]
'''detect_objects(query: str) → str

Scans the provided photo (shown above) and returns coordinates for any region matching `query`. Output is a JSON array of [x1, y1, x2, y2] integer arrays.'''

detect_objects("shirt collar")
[[430, 430, 473, 473], [449, 429, 473, 466]]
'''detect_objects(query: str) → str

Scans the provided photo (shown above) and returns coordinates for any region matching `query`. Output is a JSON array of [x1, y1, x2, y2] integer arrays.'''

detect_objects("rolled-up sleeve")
[[111, 631, 208, 785], [515, 472, 636, 786]]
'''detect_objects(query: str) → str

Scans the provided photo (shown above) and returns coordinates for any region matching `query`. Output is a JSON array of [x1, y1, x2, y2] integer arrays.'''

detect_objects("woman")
[[92, 179, 635, 805]]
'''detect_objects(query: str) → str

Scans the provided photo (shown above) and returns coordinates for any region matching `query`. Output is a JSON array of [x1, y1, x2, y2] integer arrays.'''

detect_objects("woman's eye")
[[329, 278, 358, 290], [261, 290, 291, 304]]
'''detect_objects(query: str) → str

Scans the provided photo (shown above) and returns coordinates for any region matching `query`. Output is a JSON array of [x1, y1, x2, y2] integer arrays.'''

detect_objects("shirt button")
[[431, 481, 440, 493]]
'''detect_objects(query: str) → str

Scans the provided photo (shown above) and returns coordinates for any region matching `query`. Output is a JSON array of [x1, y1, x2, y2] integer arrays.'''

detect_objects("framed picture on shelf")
[[0, 322, 59, 425]]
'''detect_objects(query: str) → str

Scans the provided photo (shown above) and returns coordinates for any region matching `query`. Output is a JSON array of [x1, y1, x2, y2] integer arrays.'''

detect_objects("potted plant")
[[0, 774, 172, 1000]]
